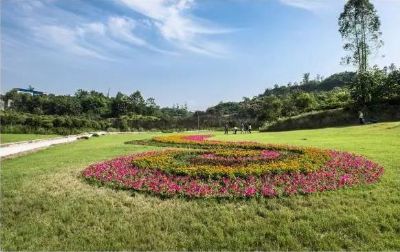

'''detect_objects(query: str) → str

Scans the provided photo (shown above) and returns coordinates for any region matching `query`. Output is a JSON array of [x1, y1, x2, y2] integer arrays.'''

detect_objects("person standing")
[[248, 124, 252, 133], [234, 126, 238, 134], [224, 124, 229, 134], [359, 111, 365, 124], [241, 122, 245, 134]]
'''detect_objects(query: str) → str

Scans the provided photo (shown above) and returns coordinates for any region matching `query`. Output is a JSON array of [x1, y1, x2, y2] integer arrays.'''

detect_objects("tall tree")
[[338, 0, 382, 73], [302, 73, 310, 85]]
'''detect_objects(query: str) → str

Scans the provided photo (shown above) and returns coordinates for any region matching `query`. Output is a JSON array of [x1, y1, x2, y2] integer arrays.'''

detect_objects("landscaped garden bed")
[[82, 135, 384, 198]]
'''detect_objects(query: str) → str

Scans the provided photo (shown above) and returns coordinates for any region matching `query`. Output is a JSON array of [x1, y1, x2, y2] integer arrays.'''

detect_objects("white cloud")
[[34, 25, 110, 60], [106, 16, 174, 54], [33, 17, 171, 59], [78, 23, 106, 36], [8, 0, 234, 59], [17, 0, 45, 12], [108, 16, 147, 46], [278, 0, 339, 12], [11, 0, 173, 59], [117, 0, 233, 57]]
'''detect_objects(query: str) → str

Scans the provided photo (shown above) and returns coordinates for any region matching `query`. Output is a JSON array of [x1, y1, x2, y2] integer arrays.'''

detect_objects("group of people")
[[224, 123, 252, 134]]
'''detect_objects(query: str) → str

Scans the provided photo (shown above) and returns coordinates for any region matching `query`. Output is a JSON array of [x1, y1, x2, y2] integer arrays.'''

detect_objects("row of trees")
[[0, 110, 202, 134], [2, 89, 192, 119], [2, 64, 399, 132], [1, 89, 200, 133]]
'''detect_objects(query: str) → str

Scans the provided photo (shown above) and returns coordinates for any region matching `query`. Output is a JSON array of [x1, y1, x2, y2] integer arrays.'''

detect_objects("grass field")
[[0, 134, 59, 144], [1, 122, 399, 250]]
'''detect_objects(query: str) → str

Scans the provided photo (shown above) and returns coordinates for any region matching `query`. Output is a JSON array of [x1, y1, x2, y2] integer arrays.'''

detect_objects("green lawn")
[[0, 134, 58, 144], [1, 123, 399, 250]]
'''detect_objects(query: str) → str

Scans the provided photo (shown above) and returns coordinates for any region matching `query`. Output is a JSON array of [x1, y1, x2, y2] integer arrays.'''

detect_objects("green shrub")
[[52, 117, 65, 127]]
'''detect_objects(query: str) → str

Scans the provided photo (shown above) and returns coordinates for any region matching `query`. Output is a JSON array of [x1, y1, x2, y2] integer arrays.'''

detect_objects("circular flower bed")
[[82, 135, 384, 198]]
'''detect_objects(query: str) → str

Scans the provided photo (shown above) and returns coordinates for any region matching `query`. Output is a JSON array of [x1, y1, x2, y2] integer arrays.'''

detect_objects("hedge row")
[[260, 104, 400, 132], [0, 111, 202, 134]]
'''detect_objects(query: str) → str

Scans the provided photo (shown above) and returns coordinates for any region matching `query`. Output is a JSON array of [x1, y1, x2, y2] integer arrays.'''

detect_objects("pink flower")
[[261, 150, 281, 159], [82, 148, 384, 198], [183, 135, 212, 142]]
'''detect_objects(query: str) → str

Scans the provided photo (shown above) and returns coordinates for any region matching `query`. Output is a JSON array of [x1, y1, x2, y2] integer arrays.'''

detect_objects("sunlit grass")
[[1, 123, 399, 250], [0, 134, 59, 144]]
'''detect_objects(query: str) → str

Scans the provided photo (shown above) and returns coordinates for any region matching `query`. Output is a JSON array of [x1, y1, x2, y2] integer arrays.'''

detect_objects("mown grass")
[[1, 123, 400, 250], [0, 133, 58, 144]]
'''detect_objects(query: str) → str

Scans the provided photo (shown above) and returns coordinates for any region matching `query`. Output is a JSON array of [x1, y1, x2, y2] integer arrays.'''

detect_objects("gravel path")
[[0, 135, 86, 158]]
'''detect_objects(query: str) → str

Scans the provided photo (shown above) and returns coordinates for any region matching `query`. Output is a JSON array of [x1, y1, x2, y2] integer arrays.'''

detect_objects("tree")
[[258, 95, 283, 122], [144, 97, 159, 116], [80, 91, 109, 117], [129, 91, 145, 114], [294, 92, 317, 112], [111, 92, 130, 117], [350, 71, 376, 105], [338, 0, 382, 73], [389, 63, 397, 72], [375, 68, 400, 102], [302, 73, 310, 85]]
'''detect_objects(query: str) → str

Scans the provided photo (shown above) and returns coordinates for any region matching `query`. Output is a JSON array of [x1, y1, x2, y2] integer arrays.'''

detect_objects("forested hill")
[[204, 66, 399, 129], [204, 71, 357, 123], [1, 66, 399, 133], [260, 71, 356, 97]]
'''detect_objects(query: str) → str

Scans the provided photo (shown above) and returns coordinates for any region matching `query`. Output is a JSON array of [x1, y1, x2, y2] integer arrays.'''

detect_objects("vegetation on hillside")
[[1, 65, 399, 133]]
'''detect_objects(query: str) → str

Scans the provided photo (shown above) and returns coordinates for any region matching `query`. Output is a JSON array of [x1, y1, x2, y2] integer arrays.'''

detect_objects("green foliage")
[[1, 88, 197, 132], [0, 111, 107, 135], [351, 71, 376, 105], [294, 92, 317, 112], [3, 88, 190, 121], [350, 66, 400, 106], [205, 65, 399, 129], [258, 96, 283, 122], [338, 0, 382, 72], [204, 72, 355, 127], [1, 66, 398, 133]]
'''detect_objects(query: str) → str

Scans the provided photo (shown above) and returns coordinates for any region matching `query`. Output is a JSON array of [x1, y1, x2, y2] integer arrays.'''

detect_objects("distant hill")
[[261, 71, 356, 97]]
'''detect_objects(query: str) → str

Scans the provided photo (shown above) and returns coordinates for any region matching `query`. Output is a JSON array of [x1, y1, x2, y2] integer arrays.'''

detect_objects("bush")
[[0, 111, 106, 135], [52, 117, 65, 127]]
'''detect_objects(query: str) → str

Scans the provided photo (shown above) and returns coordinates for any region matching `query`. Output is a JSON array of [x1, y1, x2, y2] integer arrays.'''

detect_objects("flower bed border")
[[82, 150, 383, 198], [82, 134, 384, 198]]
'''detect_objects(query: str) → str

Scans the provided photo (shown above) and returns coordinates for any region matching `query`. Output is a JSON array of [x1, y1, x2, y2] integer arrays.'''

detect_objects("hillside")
[[260, 71, 356, 97]]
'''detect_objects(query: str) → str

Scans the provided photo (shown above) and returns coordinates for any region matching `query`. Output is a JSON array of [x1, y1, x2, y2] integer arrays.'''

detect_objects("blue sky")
[[1, 0, 400, 110]]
